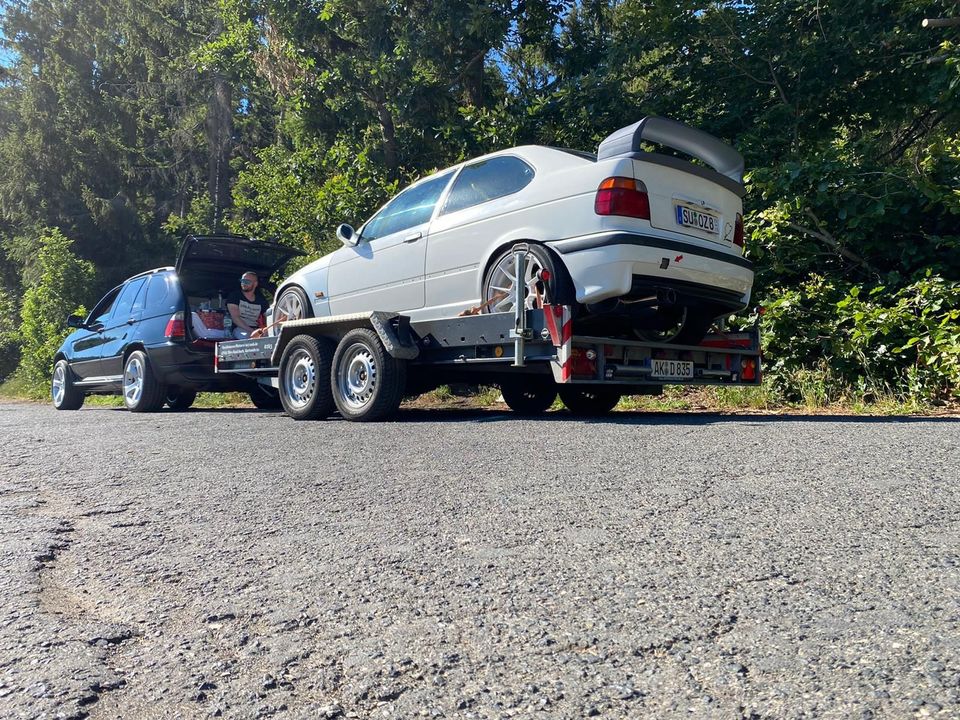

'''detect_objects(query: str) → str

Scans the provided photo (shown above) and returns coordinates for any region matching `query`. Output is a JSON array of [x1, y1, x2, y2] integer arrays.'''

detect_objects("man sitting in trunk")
[[226, 271, 269, 339]]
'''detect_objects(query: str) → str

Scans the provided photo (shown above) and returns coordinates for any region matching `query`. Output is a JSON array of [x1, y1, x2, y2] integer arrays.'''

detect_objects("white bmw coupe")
[[272, 117, 753, 344]]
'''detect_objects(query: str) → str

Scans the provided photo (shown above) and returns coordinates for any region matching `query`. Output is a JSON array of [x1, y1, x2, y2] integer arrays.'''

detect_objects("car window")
[[441, 156, 535, 215], [109, 277, 147, 322], [362, 171, 454, 242], [143, 273, 180, 313], [87, 286, 122, 326]]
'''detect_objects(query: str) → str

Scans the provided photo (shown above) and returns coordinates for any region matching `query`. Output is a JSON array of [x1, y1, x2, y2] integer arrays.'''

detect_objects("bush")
[[758, 273, 960, 403], [15, 229, 95, 396]]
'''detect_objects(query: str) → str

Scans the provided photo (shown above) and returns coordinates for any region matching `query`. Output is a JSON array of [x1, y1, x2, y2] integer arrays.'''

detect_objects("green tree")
[[16, 228, 94, 395]]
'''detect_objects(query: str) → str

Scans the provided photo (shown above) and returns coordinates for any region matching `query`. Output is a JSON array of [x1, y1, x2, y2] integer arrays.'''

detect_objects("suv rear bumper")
[[148, 342, 248, 391], [547, 231, 753, 307]]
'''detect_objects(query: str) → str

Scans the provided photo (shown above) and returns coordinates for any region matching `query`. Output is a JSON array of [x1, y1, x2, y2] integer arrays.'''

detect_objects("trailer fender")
[[270, 311, 419, 366]]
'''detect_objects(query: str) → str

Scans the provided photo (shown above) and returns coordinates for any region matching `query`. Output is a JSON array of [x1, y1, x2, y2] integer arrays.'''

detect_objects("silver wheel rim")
[[124, 356, 144, 406], [337, 343, 377, 410], [276, 290, 305, 322], [282, 348, 315, 410], [52, 364, 66, 406], [485, 252, 545, 314]]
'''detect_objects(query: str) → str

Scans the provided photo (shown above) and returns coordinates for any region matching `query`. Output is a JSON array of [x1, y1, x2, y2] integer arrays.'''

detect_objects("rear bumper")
[[546, 231, 753, 307], [148, 342, 248, 391]]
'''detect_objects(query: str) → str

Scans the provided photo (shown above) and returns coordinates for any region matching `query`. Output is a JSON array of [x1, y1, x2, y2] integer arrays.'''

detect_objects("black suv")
[[51, 234, 303, 412]]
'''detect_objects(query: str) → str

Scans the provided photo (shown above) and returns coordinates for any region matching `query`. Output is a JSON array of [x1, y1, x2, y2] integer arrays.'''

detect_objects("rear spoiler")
[[597, 117, 745, 184]]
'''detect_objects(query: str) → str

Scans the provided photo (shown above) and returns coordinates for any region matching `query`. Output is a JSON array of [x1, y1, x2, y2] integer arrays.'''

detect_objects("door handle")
[[403, 232, 422, 243], [126, 318, 136, 325]]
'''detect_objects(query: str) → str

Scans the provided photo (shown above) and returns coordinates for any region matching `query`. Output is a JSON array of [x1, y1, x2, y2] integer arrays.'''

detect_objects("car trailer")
[[214, 246, 761, 422]]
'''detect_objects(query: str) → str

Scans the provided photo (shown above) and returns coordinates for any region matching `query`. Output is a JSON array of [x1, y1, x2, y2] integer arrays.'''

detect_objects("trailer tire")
[[558, 386, 621, 415], [499, 376, 557, 415], [248, 384, 282, 410], [332, 328, 406, 422], [279, 334, 334, 420]]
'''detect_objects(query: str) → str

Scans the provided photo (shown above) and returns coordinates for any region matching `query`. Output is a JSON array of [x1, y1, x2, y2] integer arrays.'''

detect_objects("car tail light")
[[733, 212, 744, 248], [595, 177, 650, 220], [165, 311, 185, 340]]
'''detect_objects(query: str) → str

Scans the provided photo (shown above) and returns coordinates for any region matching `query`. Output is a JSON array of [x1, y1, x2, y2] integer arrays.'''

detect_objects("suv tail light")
[[165, 311, 185, 340], [595, 177, 650, 220], [733, 212, 744, 248]]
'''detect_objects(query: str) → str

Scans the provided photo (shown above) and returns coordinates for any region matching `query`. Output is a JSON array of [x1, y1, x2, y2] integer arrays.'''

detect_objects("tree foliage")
[[15, 228, 94, 393]]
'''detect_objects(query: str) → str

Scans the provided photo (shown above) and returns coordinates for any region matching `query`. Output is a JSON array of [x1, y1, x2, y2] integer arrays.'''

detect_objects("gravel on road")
[[1, 402, 958, 719]]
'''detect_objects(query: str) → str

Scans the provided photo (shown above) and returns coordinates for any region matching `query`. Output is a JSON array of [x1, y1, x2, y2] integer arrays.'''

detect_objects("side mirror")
[[67, 314, 85, 329], [337, 223, 359, 248]]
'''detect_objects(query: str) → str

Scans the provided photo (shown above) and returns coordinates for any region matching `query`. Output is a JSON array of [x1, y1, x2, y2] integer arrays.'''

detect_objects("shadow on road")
[[84, 405, 960, 424], [388, 408, 960, 425]]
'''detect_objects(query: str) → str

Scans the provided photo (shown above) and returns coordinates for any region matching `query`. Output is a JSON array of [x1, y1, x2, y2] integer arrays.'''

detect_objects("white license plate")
[[675, 204, 720, 235], [651, 359, 694, 379]]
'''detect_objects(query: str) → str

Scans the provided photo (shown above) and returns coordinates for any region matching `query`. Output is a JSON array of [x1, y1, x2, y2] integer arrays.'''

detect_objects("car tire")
[[499, 376, 557, 415], [51, 359, 85, 411], [483, 243, 573, 313], [632, 307, 717, 346], [165, 388, 197, 411], [279, 334, 334, 420], [123, 350, 166, 413], [558, 386, 621, 415], [249, 384, 283, 410], [275, 286, 311, 322], [331, 328, 406, 422]]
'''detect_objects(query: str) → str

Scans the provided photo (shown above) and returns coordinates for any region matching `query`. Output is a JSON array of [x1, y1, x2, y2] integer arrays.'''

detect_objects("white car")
[[272, 117, 753, 344]]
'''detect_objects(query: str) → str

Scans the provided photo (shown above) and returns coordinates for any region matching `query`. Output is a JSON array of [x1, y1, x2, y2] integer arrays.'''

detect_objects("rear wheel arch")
[[122, 343, 147, 370], [479, 240, 574, 309], [274, 283, 313, 323]]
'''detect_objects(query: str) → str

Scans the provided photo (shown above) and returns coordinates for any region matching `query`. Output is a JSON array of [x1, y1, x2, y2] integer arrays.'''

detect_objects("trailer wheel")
[[499, 376, 557, 415], [332, 328, 406, 422], [558, 386, 621, 416], [279, 334, 334, 420], [248, 384, 282, 410]]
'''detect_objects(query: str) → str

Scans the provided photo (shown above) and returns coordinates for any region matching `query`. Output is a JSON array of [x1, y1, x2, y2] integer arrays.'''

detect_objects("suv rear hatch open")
[[175, 234, 305, 298]]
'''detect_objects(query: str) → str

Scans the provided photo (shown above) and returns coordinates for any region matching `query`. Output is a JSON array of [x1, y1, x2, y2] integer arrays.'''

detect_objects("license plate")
[[675, 204, 720, 235], [651, 359, 694, 379]]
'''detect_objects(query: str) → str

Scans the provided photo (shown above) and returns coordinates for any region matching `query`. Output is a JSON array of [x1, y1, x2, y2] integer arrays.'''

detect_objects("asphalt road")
[[1, 401, 959, 720]]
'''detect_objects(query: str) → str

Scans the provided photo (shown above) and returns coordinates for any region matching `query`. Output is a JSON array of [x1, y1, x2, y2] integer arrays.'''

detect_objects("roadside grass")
[[3, 376, 953, 416]]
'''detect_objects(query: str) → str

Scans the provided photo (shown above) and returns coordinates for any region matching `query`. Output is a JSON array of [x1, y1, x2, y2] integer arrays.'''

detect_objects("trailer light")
[[595, 177, 650, 220], [741, 358, 756, 381], [494, 345, 504, 358], [570, 348, 597, 377], [164, 311, 185, 340]]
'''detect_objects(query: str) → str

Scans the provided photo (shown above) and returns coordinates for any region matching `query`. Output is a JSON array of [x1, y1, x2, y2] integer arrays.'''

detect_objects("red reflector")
[[595, 177, 650, 220], [570, 348, 597, 377], [733, 212, 744, 248], [165, 311, 185, 340]]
